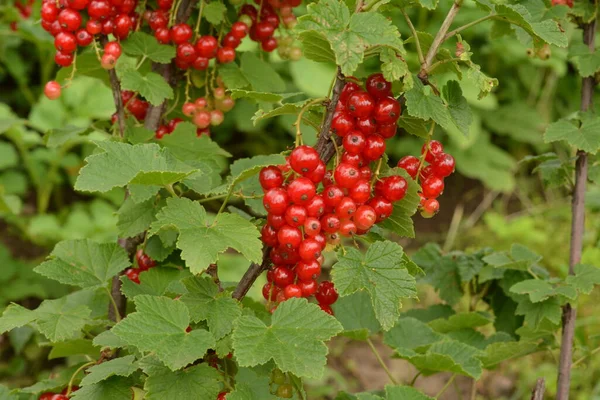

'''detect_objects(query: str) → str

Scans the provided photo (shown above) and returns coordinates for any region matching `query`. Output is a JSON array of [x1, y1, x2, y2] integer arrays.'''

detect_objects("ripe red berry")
[[263, 188, 290, 215], [287, 177, 316, 205], [87, 0, 111, 21], [155, 27, 170, 44], [195, 35, 218, 58], [299, 280, 318, 297], [366, 73, 392, 98], [54, 31, 77, 53], [422, 140, 444, 163], [304, 161, 326, 184], [44, 81, 62, 100], [340, 81, 361, 104], [362, 134, 386, 161], [182, 102, 197, 116], [136, 249, 156, 270], [277, 225, 302, 249], [420, 198, 440, 218], [355, 117, 377, 135], [268, 213, 286, 230], [261, 37, 278, 52], [284, 284, 303, 299], [289, 145, 320, 174], [254, 21, 275, 41], [323, 185, 344, 208], [193, 56, 209, 70], [431, 153, 455, 178], [374, 97, 401, 124], [299, 239, 321, 262], [104, 41, 122, 58], [331, 112, 355, 137], [341, 152, 364, 168], [339, 220, 357, 236], [306, 195, 325, 218], [334, 163, 360, 189], [41, 2, 59, 22], [342, 130, 366, 155], [375, 175, 408, 202], [58, 8, 81, 31], [335, 197, 357, 218], [217, 47, 236, 63], [86, 19, 102, 34], [217, 391, 229, 400], [359, 167, 372, 181], [273, 266, 295, 287], [177, 43, 197, 63], [262, 282, 280, 301], [354, 205, 376, 230], [261, 224, 278, 247], [113, 14, 133, 39], [259, 166, 284, 190], [397, 155, 420, 179], [193, 110, 211, 128], [315, 281, 338, 305], [368, 196, 393, 222], [319, 304, 334, 315], [303, 217, 321, 237], [349, 180, 371, 205], [222, 32, 241, 49], [421, 176, 444, 198], [75, 29, 93, 46], [296, 260, 321, 282], [101, 53, 117, 69], [125, 268, 140, 284], [346, 91, 375, 118], [284, 205, 307, 227], [321, 213, 341, 233], [378, 122, 397, 139], [170, 23, 193, 44], [231, 22, 249, 39]]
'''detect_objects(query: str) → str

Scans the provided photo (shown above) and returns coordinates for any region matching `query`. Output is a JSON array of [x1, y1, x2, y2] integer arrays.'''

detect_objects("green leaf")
[[81, 356, 138, 386], [332, 291, 381, 340], [510, 279, 577, 303], [120, 267, 188, 299], [515, 297, 562, 329], [121, 32, 175, 64], [149, 197, 262, 274], [252, 99, 322, 124], [569, 43, 600, 77], [75, 141, 195, 193], [544, 113, 600, 154], [202, 2, 227, 25], [298, 32, 336, 65], [120, 70, 174, 106], [383, 317, 444, 358], [296, 0, 402, 76], [0, 303, 36, 333], [240, 52, 285, 93], [117, 196, 159, 238], [111, 295, 215, 370], [48, 339, 99, 359], [495, 4, 568, 47], [34, 239, 130, 288], [218, 63, 250, 90], [232, 298, 343, 379], [71, 377, 134, 400], [566, 264, 600, 295], [377, 169, 420, 238], [144, 364, 221, 400], [385, 385, 434, 400], [331, 241, 417, 331], [442, 81, 472, 136], [379, 48, 412, 88], [181, 277, 242, 340], [414, 245, 463, 306], [227, 368, 279, 400], [406, 340, 483, 379], [159, 122, 231, 162], [429, 312, 493, 333], [43, 125, 89, 148], [0, 142, 18, 170], [229, 154, 286, 190], [93, 330, 127, 349], [479, 341, 539, 368]]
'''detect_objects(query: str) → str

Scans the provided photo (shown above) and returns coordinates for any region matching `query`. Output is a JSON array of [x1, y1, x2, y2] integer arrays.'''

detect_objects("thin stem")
[[573, 345, 600, 367], [198, 194, 228, 203], [435, 374, 456, 399], [402, 9, 425, 65], [366, 338, 398, 385], [217, 188, 233, 216], [370, 158, 383, 186], [421, 1, 462, 75], [426, 57, 462, 74], [443, 14, 495, 41], [410, 371, 421, 386], [105, 288, 122, 323], [165, 184, 178, 197], [295, 97, 326, 147], [194, 0, 205, 39], [135, 55, 147, 70], [67, 361, 95, 396]]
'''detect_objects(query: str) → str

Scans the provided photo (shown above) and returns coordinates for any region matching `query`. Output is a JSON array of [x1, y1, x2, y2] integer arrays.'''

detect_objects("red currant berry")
[[348, 179, 371, 204], [303, 217, 321, 237], [366, 73, 392, 98], [421, 140, 444, 163], [196, 35, 218, 58], [193, 110, 211, 128], [305, 161, 326, 184], [378, 122, 397, 139], [136, 249, 156, 270], [41, 2, 59, 22], [182, 102, 197, 116], [125, 268, 140, 284], [321, 213, 341, 233], [177, 43, 197, 63], [170, 23, 193, 44], [284, 284, 303, 299], [87, 0, 111, 21], [421, 176, 444, 198], [331, 112, 355, 137], [113, 14, 133, 39], [289, 145, 320, 174], [261, 37, 278, 52], [263, 188, 289, 215], [287, 177, 316, 205], [373, 97, 401, 124], [375, 175, 407, 202], [254, 21, 275, 40], [340, 81, 361, 104], [54, 31, 77, 53], [346, 91, 375, 118], [397, 155, 420, 179], [104, 41, 122, 58], [319, 304, 334, 315], [58, 8, 81, 31], [342, 130, 366, 155], [315, 281, 338, 305], [217, 391, 229, 400], [217, 47, 236, 63], [339, 220, 357, 236], [431, 153, 455, 178], [354, 205, 376, 230], [355, 117, 378, 135], [306, 195, 326, 218], [101, 53, 117, 70], [362, 134, 386, 161], [155, 27, 170, 44], [284, 205, 307, 227], [86, 19, 102, 34], [75, 29, 93, 46], [259, 166, 283, 190], [360, 167, 372, 181], [420, 198, 440, 218], [273, 266, 295, 287], [296, 260, 321, 282], [262, 282, 280, 301], [299, 239, 321, 262], [277, 225, 302, 249], [335, 197, 357, 218], [341, 153, 364, 168], [261, 224, 278, 247], [334, 163, 360, 189], [368, 196, 393, 222], [157, 0, 173, 9], [299, 280, 318, 297], [323, 185, 344, 208], [222, 32, 241, 49], [192, 56, 209, 70], [148, 10, 168, 30], [231, 22, 249, 39], [44, 81, 62, 100]]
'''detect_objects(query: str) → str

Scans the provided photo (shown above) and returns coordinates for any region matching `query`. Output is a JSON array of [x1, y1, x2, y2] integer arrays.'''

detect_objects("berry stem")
[[99, 36, 125, 137], [434, 374, 456, 399], [294, 97, 326, 147], [370, 158, 382, 186], [135, 55, 147, 70], [104, 287, 122, 323], [366, 338, 398, 385], [67, 361, 95, 396], [443, 13, 496, 42], [401, 9, 425, 65], [194, 0, 205, 39]]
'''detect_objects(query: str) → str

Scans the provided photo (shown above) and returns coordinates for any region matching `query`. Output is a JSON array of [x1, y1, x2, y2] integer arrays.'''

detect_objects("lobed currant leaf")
[[80, 355, 138, 386], [120, 70, 174, 106], [71, 376, 134, 400], [144, 364, 221, 400], [121, 32, 175, 64], [566, 264, 600, 295], [544, 112, 600, 154]]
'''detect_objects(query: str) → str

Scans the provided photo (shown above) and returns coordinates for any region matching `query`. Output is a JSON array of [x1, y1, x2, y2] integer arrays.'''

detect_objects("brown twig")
[[531, 378, 545, 400], [232, 69, 346, 301], [108, 233, 144, 323], [206, 264, 223, 292], [99, 36, 125, 137], [556, 16, 596, 400]]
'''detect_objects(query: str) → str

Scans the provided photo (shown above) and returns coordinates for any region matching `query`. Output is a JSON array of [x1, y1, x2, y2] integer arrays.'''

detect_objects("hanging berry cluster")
[[179, 81, 235, 135], [39, 386, 78, 400], [124, 249, 157, 284], [10, 0, 33, 31], [397, 140, 455, 218]]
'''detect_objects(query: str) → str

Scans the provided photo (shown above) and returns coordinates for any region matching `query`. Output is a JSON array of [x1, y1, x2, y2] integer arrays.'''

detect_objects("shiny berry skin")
[[44, 81, 61, 100], [421, 176, 444, 198], [285, 205, 307, 227], [397, 156, 420, 179], [217, 47, 236, 63], [104, 41, 122, 58], [113, 14, 133, 39], [67, 0, 89, 10], [101, 53, 117, 69], [331, 112, 355, 137], [50, 395, 69, 400], [354, 205, 376, 230], [222, 32, 241, 49], [155, 27, 170, 44], [55, 32, 77, 53], [359, 167, 372, 181], [148, 11, 168, 30], [341, 152, 364, 168], [313, 233, 326, 249], [268, 213, 286, 230], [335, 197, 357, 218], [321, 213, 341, 233], [231, 22, 249, 38], [303, 217, 321, 237], [259, 166, 283, 190], [41, 2, 59, 22], [334, 163, 360, 189], [349, 180, 371, 204], [296, 260, 321, 282], [368, 196, 393, 222], [422, 140, 444, 163], [125, 268, 140, 284], [86, 19, 102, 34], [261, 37, 278, 52], [217, 391, 229, 400], [136, 249, 156, 270], [193, 111, 211, 128], [284, 284, 303, 299], [323, 185, 344, 208], [182, 102, 197, 116], [273, 266, 295, 287], [263, 13, 280, 28], [58, 8, 81, 31], [299, 280, 318, 297], [263, 188, 289, 215], [261, 224, 278, 247], [287, 177, 316, 205], [432, 153, 455, 178], [39, 393, 55, 400], [355, 117, 377, 135], [306, 195, 326, 218], [362, 134, 386, 161], [192, 56, 209, 70], [340, 81, 361, 104], [346, 91, 375, 118], [128, 98, 149, 120], [378, 122, 397, 139], [87, 0, 111, 21], [319, 304, 334, 315], [420, 198, 440, 218], [277, 225, 302, 249], [315, 281, 338, 305], [339, 220, 357, 236], [254, 21, 275, 41], [305, 161, 326, 184], [289, 145, 320, 174], [366, 73, 392, 98], [75, 29, 93, 46], [101, 19, 114, 35], [170, 23, 193, 44], [299, 239, 321, 262], [374, 97, 401, 124], [342, 130, 366, 155], [195, 36, 218, 58], [375, 176, 408, 202], [177, 43, 197, 63], [262, 282, 280, 301], [155, 125, 169, 139]]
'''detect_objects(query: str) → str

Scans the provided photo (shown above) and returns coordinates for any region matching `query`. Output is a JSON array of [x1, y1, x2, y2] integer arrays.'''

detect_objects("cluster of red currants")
[[41, 0, 137, 68], [238, 0, 302, 57], [124, 249, 157, 284], [10, 0, 33, 31], [397, 140, 455, 218], [551, 0, 573, 7], [181, 84, 235, 133], [39, 386, 78, 400]]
